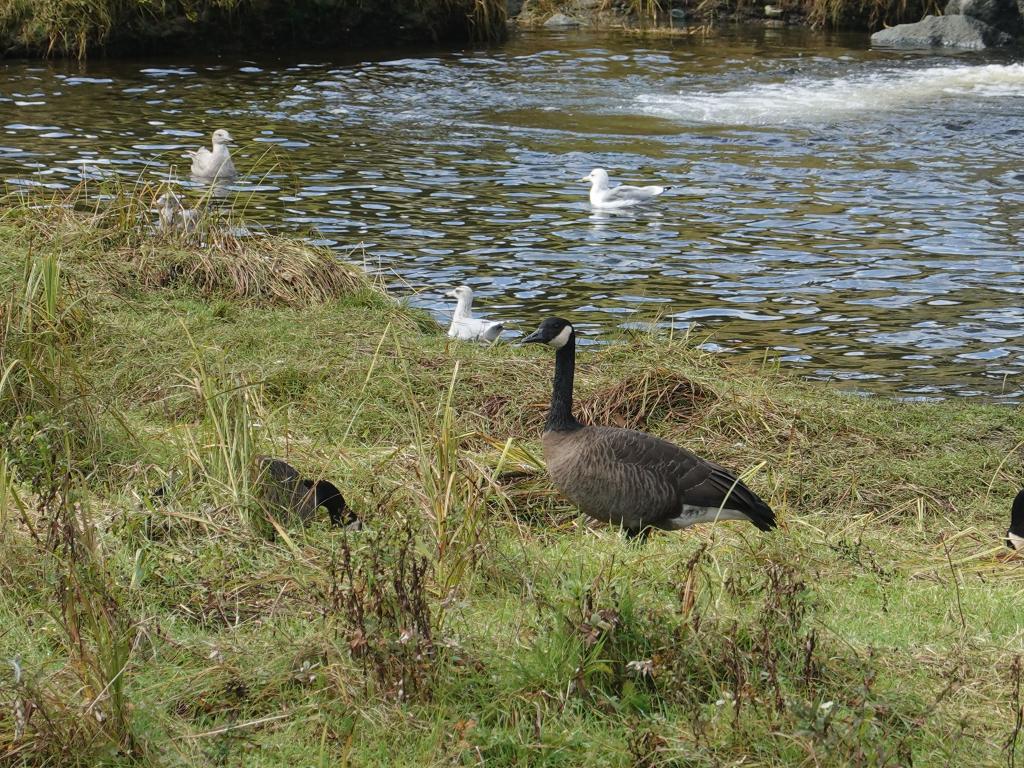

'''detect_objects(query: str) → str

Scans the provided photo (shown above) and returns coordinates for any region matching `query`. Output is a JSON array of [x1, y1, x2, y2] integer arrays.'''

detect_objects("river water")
[[2, 28, 1024, 400]]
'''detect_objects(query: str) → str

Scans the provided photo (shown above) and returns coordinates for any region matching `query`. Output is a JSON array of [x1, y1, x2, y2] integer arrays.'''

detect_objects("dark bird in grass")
[[148, 459, 356, 529], [255, 456, 356, 528], [1007, 490, 1024, 552], [521, 317, 776, 539]]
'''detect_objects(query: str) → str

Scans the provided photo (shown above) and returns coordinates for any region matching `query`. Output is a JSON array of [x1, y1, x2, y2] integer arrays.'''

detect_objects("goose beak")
[[520, 329, 545, 345], [578, 175, 591, 182], [445, 289, 458, 299]]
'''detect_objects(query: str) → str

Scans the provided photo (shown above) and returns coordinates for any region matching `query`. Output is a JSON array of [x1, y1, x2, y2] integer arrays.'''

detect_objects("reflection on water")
[[2, 28, 1023, 400]]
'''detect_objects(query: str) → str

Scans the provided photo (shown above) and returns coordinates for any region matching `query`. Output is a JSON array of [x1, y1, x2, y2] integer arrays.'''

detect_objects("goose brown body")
[[543, 427, 774, 532], [523, 317, 775, 536]]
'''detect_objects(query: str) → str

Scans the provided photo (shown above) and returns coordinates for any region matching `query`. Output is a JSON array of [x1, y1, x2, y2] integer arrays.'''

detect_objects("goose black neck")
[[547, 332, 582, 432], [315, 480, 348, 527]]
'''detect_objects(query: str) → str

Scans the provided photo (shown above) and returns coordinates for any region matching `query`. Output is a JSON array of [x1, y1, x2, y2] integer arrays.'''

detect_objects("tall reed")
[[404, 356, 512, 597], [0, 252, 102, 488], [179, 359, 268, 538]]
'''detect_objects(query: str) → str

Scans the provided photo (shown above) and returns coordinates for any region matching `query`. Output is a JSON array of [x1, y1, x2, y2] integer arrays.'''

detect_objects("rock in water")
[[544, 12, 581, 27], [945, 0, 1022, 33], [871, 14, 1011, 48]]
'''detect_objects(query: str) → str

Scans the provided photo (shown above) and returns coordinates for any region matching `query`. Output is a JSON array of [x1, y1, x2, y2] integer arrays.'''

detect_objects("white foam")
[[636, 63, 1024, 125]]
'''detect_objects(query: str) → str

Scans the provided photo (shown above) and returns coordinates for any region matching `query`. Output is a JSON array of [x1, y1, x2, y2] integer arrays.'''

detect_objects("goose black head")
[[314, 479, 349, 527], [1008, 489, 1024, 551], [522, 317, 574, 350]]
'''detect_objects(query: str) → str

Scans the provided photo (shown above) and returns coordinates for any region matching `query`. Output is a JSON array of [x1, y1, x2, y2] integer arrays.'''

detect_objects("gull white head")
[[580, 168, 610, 188], [211, 129, 234, 146], [446, 285, 474, 301], [446, 285, 476, 317]]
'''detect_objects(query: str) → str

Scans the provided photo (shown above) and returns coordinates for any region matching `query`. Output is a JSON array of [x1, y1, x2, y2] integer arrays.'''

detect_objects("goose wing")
[[592, 427, 775, 531]]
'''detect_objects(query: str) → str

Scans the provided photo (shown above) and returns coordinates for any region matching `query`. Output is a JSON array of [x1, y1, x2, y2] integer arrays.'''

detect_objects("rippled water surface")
[[3, 29, 1024, 399]]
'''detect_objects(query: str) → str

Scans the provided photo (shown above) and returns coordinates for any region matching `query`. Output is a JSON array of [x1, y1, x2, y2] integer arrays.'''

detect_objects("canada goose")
[[255, 456, 356, 528], [156, 190, 200, 234], [446, 285, 504, 343], [149, 460, 356, 528], [1007, 490, 1024, 551], [580, 168, 669, 209], [188, 129, 236, 180], [522, 317, 776, 538]]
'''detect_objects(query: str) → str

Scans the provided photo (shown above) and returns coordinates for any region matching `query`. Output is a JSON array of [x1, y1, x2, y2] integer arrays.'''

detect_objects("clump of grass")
[[2, 185, 369, 308], [406, 359, 512, 593], [578, 367, 717, 431], [0, 0, 123, 58], [135, 227, 364, 307], [331, 525, 439, 702], [178, 360, 267, 537], [800, 0, 924, 30], [602, 0, 668, 23], [0, 469, 144, 761], [0, 251, 109, 491], [429, 0, 507, 38]]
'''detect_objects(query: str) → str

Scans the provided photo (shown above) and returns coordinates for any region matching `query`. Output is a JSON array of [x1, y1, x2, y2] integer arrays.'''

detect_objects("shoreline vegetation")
[[1, 186, 1023, 765], [0, 0, 926, 60], [0, 0, 509, 60]]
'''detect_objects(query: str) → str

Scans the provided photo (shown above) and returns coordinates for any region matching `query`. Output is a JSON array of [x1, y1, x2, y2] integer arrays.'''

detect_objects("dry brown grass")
[[1, 187, 369, 308]]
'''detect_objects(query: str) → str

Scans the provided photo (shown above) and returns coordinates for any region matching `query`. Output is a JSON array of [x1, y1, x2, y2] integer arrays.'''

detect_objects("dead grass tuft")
[[130, 231, 363, 308], [2, 187, 369, 309], [577, 367, 717, 431]]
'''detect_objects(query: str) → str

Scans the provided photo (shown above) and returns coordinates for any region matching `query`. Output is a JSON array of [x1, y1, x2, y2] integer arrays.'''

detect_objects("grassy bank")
[[0, 0, 506, 59], [1, 186, 1023, 766]]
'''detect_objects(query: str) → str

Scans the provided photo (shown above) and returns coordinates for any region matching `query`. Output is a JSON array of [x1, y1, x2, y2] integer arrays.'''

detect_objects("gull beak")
[[578, 175, 591, 182]]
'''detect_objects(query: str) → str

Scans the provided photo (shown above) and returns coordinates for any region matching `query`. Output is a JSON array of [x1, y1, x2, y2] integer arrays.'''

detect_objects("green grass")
[[1, 186, 1023, 766]]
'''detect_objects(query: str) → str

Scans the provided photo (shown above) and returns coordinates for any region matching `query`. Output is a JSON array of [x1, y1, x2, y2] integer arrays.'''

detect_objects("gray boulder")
[[870, 14, 1011, 48], [543, 12, 582, 27], [944, 0, 1021, 32]]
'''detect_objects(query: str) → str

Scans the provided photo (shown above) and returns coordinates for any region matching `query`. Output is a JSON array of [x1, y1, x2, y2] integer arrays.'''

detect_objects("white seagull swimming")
[[446, 285, 504, 343], [188, 129, 236, 180], [581, 167, 669, 209]]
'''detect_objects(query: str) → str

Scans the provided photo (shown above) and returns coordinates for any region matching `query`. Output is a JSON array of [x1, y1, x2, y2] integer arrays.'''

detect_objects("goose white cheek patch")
[[548, 326, 572, 349]]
